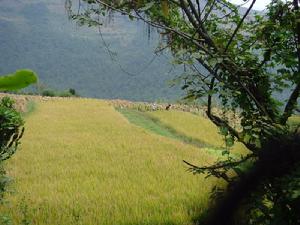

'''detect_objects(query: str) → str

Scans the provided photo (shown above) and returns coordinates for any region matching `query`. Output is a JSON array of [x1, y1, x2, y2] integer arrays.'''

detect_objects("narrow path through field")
[[117, 108, 212, 148], [116, 108, 244, 158]]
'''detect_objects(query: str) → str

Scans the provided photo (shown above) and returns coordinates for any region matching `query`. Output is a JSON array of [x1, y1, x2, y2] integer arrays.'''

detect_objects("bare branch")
[[202, 0, 216, 22], [195, 0, 201, 17], [281, 82, 300, 124], [179, 0, 200, 29], [186, 0, 201, 24], [180, 0, 217, 49], [183, 154, 256, 175], [225, 0, 256, 51]]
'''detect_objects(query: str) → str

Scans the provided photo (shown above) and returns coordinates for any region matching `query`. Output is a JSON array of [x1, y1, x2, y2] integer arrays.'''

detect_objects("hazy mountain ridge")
[[0, 0, 183, 101]]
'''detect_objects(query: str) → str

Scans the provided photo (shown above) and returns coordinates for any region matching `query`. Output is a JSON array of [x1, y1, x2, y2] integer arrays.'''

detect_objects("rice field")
[[148, 110, 249, 156], [0, 98, 223, 225]]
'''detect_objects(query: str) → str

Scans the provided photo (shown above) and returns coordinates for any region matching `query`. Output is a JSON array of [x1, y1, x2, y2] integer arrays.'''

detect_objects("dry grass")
[[0, 98, 220, 225]]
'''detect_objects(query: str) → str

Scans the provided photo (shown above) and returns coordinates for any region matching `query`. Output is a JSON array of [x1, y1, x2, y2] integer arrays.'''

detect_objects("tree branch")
[[91, 0, 274, 123], [183, 154, 256, 174], [202, 0, 216, 22], [280, 0, 300, 124], [206, 110, 260, 152], [179, 0, 217, 49], [225, 0, 256, 51], [186, 0, 201, 24], [207, 76, 215, 117], [195, 0, 201, 17], [281, 82, 300, 124]]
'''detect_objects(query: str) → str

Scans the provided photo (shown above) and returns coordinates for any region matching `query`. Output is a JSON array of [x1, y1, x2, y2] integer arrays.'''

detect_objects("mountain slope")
[[0, 0, 183, 101]]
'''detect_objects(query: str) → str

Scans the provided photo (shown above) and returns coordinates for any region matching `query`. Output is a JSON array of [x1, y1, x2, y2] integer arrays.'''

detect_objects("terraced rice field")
[[147, 110, 249, 156], [0, 98, 225, 225]]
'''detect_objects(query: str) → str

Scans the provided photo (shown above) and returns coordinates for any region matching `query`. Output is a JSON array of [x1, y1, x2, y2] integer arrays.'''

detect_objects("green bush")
[[0, 97, 24, 200], [41, 89, 56, 97], [0, 69, 37, 202], [58, 91, 73, 97], [68, 88, 76, 96], [41, 88, 79, 97]]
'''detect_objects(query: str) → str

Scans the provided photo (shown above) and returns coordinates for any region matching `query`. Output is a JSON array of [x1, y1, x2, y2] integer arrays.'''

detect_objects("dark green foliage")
[[0, 97, 24, 200], [0, 97, 24, 161], [241, 168, 300, 225], [41, 89, 56, 97], [41, 88, 79, 97], [69, 88, 76, 96], [59, 89, 78, 97], [0, 69, 37, 201]]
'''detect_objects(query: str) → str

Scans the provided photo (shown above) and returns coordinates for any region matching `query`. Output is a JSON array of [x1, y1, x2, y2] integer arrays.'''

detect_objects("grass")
[[117, 108, 210, 148], [117, 108, 178, 140], [0, 98, 221, 225]]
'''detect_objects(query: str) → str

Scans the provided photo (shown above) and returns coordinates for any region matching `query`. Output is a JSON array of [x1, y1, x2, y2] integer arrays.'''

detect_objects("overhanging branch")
[[225, 0, 256, 51], [183, 154, 255, 172]]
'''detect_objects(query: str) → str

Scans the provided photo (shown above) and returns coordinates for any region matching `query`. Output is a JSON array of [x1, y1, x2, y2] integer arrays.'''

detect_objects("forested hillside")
[[0, 0, 184, 101]]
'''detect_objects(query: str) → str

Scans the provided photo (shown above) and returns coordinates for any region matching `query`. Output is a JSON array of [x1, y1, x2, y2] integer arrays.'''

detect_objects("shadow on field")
[[121, 221, 179, 225]]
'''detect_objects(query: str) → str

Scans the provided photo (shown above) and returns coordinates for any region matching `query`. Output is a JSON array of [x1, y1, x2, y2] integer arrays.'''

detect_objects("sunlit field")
[[148, 110, 249, 155], [0, 98, 221, 225], [288, 115, 300, 128]]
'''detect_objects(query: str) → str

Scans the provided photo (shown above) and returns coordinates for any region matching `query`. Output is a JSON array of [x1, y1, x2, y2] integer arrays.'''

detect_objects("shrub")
[[58, 91, 73, 97], [0, 97, 24, 200], [41, 89, 56, 97], [0, 69, 37, 202], [41, 88, 79, 97], [69, 88, 76, 96]]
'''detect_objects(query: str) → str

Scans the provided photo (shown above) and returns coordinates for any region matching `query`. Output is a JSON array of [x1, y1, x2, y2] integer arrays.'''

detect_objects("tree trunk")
[[201, 133, 300, 225]]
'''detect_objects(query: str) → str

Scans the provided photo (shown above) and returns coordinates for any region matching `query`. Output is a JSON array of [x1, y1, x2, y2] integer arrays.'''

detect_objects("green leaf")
[[244, 125, 252, 130], [225, 136, 234, 147], [254, 139, 261, 148], [191, 51, 205, 58], [222, 150, 229, 155], [243, 134, 251, 143], [219, 126, 228, 135], [0, 69, 38, 91], [139, 2, 155, 11], [291, 190, 300, 199]]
